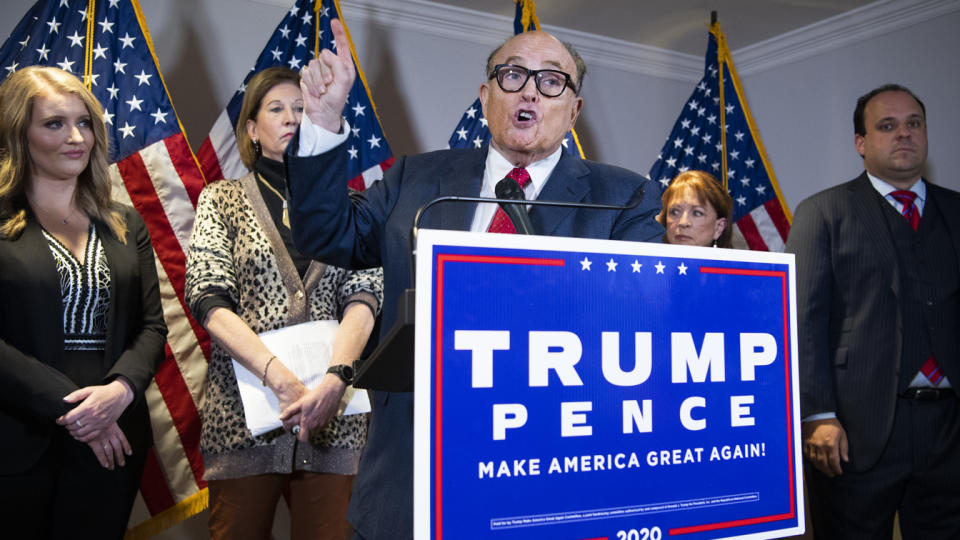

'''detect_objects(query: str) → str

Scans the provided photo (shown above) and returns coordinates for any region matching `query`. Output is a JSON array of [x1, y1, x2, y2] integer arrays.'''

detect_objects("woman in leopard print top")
[[185, 67, 383, 539]]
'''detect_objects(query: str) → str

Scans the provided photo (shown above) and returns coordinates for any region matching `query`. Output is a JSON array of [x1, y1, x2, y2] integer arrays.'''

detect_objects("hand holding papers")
[[233, 320, 371, 437]]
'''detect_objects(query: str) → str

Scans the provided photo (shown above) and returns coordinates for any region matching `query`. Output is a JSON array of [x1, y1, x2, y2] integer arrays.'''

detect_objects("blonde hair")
[[0, 66, 125, 241], [658, 170, 734, 248], [236, 66, 301, 170]]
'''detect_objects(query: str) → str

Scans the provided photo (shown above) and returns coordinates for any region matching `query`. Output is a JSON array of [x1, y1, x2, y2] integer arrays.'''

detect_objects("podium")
[[408, 229, 804, 540], [354, 288, 415, 391]]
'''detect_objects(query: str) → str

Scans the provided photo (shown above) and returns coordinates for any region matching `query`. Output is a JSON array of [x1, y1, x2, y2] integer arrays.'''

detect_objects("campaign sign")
[[413, 230, 803, 540]]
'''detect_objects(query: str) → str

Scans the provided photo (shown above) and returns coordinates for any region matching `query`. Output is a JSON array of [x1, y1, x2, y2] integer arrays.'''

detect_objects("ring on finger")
[[76, 420, 83, 428], [292, 425, 301, 435]]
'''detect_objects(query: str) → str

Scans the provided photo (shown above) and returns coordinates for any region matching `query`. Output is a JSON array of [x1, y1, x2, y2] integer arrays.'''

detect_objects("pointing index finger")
[[331, 18, 351, 65]]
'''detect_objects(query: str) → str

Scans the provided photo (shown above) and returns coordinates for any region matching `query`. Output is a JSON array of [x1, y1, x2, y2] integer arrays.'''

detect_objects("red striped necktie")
[[487, 167, 531, 234], [890, 190, 920, 231]]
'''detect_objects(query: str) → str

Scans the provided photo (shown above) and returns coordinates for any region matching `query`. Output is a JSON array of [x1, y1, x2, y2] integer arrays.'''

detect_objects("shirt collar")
[[867, 172, 926, 203], [484, 145, 563, 198]]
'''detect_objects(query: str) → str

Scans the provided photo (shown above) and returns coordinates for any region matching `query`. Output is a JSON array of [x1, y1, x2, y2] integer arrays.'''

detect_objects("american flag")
[[198, 0, 393, 191], [448, 0, 583, 158], [648, 21, 791, 251], [0, 0, 210, 536]]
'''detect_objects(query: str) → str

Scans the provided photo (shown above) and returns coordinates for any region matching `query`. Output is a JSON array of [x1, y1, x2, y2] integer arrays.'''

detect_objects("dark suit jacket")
[[286, 141, 663, 539], [785, 172, 960, 471], [0, 205, 167, 475]]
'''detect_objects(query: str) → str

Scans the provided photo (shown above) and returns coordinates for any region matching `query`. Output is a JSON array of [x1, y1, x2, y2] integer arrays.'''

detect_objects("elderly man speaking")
[[284, 19, 663, 540]]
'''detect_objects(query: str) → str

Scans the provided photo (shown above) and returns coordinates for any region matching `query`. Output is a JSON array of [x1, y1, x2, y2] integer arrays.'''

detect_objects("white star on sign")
[[367, 135, 381, 148], [92, 43, 107, 60], [740, 177, 751, 187], [745, 158, 755, 168], [103, 110, 114, 125], [36, 45, 50, 61], [472, 136, 483, 148], [465, 107, 477, 119], [295, 33, 307, 48], [4, 62, 18, 74], [352, 103, 366, 117], [678, 262, 688, 275], [606, 259, 618, 272], [107, 84, 119, 100], [456, 127, 468, 140], [479, 118, 488, 127], [113, 59, 126, 73], [655, 261, 665, 274], [351, 126, 361, 138], [735, 131, 745, 142], [737, 195, 747, 206], [67, 31, 83, 47], [725, 103, 735, 114], [580, 257, 592, 271], [98, 18, 114, 33], [279, 25, 290, 39], [270, 47, 282, 61], [348, 146, 359, 159], [47, 18, 61, 34], [631, 260, 642, 273], [287, 56, 302, 70]]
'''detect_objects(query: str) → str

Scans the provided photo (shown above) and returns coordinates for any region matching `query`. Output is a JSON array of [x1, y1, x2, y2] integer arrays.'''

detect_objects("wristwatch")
[[326, 364, 354, 385]]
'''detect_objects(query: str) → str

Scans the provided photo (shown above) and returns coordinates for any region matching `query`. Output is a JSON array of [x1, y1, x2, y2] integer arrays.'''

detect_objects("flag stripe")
[[163, 134, 205, 206], [197, 138, 226, 187], [153, 343, 207, 495], [735, 214, 768, 251], [764, 198, 791, 242], [750, 206, 786, 252], [139, 448, 176, 514]]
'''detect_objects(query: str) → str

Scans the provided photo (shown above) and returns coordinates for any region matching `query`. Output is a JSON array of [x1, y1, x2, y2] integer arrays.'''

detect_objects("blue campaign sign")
[[413, 230, 803, 540]]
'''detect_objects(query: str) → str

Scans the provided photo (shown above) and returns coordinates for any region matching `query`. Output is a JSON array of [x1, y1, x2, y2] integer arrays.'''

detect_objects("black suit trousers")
[[805, 396, 960, 540]]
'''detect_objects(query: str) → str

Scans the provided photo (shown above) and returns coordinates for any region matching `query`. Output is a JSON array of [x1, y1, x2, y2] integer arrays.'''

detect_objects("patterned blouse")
[[43, 224, 110, 352], [185, 172, 383, 480]]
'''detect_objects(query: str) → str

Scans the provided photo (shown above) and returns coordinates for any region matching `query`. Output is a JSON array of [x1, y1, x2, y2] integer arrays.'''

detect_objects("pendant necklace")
[[256, 173, 290, 228]]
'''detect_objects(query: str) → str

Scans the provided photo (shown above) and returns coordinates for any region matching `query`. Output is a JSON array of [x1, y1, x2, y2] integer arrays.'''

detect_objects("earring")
[[252, 138, 262, 157], [712, 239, 718, 248]]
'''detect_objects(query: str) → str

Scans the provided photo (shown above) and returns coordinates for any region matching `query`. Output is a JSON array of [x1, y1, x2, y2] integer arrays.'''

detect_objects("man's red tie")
[[891, 190, 945, 385], [487, 167, 532, 234], [890, 190, 920, 231]]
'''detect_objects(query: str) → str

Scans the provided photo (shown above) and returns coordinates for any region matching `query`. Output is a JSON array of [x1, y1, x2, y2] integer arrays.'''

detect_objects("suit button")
[[296, 290, 305, 299], [926, 300, 934, 306]]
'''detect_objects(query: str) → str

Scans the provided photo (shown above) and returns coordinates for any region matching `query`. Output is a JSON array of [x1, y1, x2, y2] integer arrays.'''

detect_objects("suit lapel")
[[435, 149, 485, 231], [848, 173, 901, 297], [530, 152, 590, 236]]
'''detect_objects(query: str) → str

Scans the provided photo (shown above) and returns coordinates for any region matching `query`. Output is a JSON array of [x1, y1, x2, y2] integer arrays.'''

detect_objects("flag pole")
[[713, 11, 728, 191]]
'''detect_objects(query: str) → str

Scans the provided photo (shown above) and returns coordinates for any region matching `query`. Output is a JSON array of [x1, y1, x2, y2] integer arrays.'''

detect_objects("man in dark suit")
[[786, 84, 960, 539], [285, 20, 663, 540]]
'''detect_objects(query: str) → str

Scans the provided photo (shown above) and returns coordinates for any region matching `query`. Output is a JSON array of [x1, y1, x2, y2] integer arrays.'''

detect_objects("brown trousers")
[[208, 472, 354, 540]]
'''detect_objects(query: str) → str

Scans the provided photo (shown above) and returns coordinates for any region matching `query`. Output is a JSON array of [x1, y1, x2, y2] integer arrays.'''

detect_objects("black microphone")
[[494, 178, 535, 235]]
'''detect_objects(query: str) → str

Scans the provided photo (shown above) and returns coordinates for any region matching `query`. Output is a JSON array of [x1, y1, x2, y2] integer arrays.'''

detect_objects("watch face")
[[342, 364, 355, 380]]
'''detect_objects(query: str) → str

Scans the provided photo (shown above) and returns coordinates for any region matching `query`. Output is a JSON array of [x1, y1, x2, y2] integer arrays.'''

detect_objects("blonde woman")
[[0, 66, 166, 538]]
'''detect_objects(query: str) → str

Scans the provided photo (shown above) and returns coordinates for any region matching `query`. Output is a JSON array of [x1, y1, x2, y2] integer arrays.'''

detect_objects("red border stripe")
[[164, 134, 206, 205]]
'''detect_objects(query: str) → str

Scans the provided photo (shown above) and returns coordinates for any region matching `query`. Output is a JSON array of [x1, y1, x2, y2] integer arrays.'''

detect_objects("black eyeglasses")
[[488, 64, 578, 98]]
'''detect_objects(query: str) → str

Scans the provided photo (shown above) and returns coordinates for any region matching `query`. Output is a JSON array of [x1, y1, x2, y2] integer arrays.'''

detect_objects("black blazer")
[[786, 173, 960, 471], [0, 205, 167, 474], [286, 142, 664, 539]]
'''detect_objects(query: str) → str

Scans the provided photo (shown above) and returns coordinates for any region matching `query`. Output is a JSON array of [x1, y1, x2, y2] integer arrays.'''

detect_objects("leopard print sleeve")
[[337, 266, 383, 320], [185, 182, 241, 324]]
